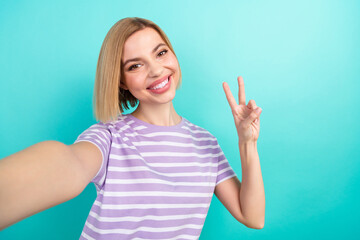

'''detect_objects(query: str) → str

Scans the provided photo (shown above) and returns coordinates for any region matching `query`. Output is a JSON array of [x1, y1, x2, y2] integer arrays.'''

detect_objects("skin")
[[121, 27, 181, 126], [222, 77, 262, 144]]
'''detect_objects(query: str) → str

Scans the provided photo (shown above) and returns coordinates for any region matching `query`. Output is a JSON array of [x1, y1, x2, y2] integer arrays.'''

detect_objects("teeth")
[[150, 77, 169, 90]]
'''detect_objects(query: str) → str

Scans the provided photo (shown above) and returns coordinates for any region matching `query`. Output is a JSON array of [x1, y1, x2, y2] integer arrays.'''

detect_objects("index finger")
[[222, 82, 237, 110]]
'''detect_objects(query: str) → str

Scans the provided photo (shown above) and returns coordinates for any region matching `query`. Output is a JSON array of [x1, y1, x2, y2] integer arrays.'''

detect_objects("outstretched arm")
[[0, 140, 102, 230]]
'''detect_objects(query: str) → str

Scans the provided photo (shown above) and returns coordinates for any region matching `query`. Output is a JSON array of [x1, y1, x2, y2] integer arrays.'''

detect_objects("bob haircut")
[[94, 17, 182, 123]]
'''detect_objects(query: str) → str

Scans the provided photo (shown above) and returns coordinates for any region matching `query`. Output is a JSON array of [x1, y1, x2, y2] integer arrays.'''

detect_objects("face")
[[121, 27, 180, 107]]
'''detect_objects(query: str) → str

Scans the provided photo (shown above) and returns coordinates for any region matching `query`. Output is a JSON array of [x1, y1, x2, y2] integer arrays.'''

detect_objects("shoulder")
[[93, 114, 133, 132], [182, 118, 217, 140], [74, 114, 133, 144]]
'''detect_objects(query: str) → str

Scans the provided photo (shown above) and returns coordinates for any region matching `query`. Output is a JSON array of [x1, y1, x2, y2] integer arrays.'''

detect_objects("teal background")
[[1, 0, 359, 239]]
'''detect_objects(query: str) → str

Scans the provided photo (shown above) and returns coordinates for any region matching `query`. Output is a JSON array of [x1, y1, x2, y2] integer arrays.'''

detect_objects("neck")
[[131, 102, 181, 126]]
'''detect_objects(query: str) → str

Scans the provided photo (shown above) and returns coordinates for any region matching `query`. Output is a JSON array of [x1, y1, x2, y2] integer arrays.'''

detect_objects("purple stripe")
[[97, 195, 213, 205], [218, 160, 231, 171], [108, 155, 220, 163], [131, 145, 222, 154], [106, 171, 215, 182], [103, 183, 214, 193], [216, 171, 236, 185], [122, 134, 217, 144], [131, 127, 214, 139], [107, 160, 217, 171], [132, 228, 202, 240], [90, 205, 210, 217], [82, 224, 201, 240], [129, 155, 220, 162], [108, 157, 217, 166], [86, 214, 206, 230]]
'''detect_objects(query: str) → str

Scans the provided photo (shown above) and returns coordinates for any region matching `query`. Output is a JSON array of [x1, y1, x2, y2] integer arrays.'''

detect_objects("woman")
[[0, 17, 265, 239]]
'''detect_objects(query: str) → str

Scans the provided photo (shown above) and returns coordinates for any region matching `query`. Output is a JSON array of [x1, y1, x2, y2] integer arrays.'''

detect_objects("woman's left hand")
[[223, 76, 262, 144]]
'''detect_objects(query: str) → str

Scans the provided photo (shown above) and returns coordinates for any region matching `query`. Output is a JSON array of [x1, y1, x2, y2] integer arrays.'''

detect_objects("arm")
[[216, 76, 265, 228], [238, 142, 264, 227], [214, 142, 265, 229], [0, 140, 102, 230]]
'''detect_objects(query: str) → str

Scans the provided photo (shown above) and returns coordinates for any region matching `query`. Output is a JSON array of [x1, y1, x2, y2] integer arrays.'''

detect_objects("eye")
[[158, 49, 168, 57], [128, 64, 141, 71]]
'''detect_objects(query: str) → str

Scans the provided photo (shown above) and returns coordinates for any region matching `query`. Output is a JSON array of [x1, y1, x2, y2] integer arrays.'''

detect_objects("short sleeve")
[[74, 122, 111, 189], [215, 142, 237, 186]]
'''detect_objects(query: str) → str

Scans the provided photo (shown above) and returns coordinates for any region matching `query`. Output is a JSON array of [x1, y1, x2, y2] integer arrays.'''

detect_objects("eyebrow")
[[122, 43, 167, 67]]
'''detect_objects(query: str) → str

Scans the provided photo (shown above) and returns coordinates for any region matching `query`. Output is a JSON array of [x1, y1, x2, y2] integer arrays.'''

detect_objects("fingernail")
[[256, 108, 262, 113]]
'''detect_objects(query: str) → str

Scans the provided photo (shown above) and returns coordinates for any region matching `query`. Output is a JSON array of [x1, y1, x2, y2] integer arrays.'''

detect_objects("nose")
[[148, 60, 163, 78]]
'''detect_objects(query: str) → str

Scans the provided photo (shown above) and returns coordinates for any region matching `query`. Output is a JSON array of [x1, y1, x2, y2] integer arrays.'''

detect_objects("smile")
[[149, 78, 169, 90], [147, 75, 172, 94]]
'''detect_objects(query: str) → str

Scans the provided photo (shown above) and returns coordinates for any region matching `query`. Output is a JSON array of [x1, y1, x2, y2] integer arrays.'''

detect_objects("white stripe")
[[126, 120, 135, 125], [89, 128, 109, 138], [112, 142, 136, 149], [114, 131, 216, 141], [106, 178, 215, 187], [110, 152, 222, 161], [143, 161, 217, 168], [79, 138, 106, 154], [85, 221, 203, 234], [110, 154, 143, 160], [99, 190, 213, 197], [217, 166, 233, 176], [81, 230, 96, 240], [133, 234, 197, 240], [118, 124, 131, 132], [108, 166, 217, 177], [89, 125, 108, 130], [141, 151, 223, 158], [88, 211, 206, 222], [218, 159, 230, 166], [185, 122, 196, 127], [132, 140, 219, 149], [181, 125, 209, 134], [81, 132, 108, 146], [94, 201, 210, 210], [133, 125, 147, 130], [97, 171, 106, 188]]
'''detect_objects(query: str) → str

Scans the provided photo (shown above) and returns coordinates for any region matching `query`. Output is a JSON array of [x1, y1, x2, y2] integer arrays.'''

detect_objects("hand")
[[223, 76, 262, 144]]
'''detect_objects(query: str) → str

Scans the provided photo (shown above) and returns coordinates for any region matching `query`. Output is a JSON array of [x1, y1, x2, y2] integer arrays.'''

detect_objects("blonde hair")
[[94, 17, 182, 123]]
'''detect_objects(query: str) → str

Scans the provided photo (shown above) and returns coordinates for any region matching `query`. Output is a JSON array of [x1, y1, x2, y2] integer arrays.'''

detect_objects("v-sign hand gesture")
[[223, 76, 262, 144]]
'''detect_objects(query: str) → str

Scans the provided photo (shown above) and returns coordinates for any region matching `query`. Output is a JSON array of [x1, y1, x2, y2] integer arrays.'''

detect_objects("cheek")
[[124, 73, 145, 89], [167, 57, 179, 70], [165, 52, 178, 66]]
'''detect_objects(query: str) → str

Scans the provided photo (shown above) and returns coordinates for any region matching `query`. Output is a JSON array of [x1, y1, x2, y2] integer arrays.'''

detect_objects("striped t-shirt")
[[74, 114, 237, 240]]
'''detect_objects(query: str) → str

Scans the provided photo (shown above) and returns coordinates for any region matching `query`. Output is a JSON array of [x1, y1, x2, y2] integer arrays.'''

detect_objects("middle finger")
[[238, 76, 246, 105]]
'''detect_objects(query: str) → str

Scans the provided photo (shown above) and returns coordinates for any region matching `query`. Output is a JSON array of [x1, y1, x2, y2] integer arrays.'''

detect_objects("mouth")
[[146, 74, 172, 90]]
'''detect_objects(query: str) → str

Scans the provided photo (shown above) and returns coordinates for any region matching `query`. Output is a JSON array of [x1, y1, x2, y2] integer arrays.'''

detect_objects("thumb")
[[244, 107, 262, 126]]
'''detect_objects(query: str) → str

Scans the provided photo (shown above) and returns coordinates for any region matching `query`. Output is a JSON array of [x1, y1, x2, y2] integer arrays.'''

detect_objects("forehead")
[[122, 28, 165, 59]]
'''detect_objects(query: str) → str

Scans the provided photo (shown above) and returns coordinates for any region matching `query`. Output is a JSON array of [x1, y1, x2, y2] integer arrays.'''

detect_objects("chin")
[[160, 91, 176, 104]]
